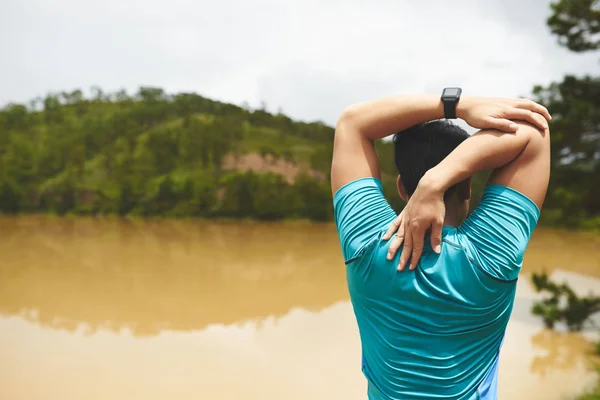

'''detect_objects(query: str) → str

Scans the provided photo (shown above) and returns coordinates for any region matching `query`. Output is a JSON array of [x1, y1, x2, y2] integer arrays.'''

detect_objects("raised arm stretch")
[[332, 92, 551, 271], [332, 93, 550, 197], [422, 120, 550, 210]]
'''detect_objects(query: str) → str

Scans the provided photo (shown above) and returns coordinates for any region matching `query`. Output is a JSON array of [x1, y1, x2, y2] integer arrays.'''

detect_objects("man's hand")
[[458, 96, 551, 133], [382, 96, 551, 271], [383, 174, 444, 271]]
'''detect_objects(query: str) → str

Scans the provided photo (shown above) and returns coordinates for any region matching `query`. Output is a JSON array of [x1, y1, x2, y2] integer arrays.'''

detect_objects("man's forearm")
[[333, 93, 551, 204], [339, 94, 444, 141], [421, 123, 545, 193]]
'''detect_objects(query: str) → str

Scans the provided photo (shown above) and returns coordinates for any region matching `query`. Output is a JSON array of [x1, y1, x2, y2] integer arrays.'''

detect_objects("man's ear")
[[396, 175, 409, 201], [458, 177, 472, 201]]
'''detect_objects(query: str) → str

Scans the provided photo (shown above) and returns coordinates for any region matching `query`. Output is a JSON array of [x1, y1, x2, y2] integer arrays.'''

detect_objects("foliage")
[[294, 172, 334, 221], [0, 81, 596, 225], [548, 0, 600, 52], [531, 272, 600, 331], [533, 76, 600, 227], [540, 5, 600, 396], [533, 0, 600, 230], [219, 171, 297, 220], [0, 89, 347, 220]]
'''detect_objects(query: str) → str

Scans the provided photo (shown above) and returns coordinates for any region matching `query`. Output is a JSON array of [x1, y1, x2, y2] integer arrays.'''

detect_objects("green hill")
[[1, 85, 598, 228], [0, 87, 405, 220]]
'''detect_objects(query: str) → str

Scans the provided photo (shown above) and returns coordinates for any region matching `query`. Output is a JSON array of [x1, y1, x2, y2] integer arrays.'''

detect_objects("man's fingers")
[[517, 99, 552, 121], [383, 220, 399, 241], [383, 213, 402, 241], [430, 219, 443, 254], [537, 104, 552, 121], [507, 109, 548, 131], [409, 246, 423, 271], [398, 225, 412, 271], [409, 228, 425, 271], [536, 114, 550, 132], [493, 118, 519, 133], [387, 220, 405, 260]]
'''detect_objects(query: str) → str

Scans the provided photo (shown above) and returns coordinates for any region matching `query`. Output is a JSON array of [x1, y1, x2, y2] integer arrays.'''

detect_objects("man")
[[331, 90, 551, 399]]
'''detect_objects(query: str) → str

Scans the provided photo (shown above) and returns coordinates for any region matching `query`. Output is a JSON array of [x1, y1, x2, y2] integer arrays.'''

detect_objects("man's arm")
[[332, 93, 551, 268], [331, 95, 446, 263], [394, 121, 550, 271], [331, 94, 550, 195], [331, 95, 445, 195], [423, 122, 550, 209]]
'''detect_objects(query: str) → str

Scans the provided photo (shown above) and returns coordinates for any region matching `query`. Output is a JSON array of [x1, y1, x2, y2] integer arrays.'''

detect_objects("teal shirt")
[[333, 178, 539, 400]]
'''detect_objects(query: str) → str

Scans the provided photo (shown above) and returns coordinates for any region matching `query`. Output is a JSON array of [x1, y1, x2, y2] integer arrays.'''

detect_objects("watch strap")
[[444, 100, 457, 119]]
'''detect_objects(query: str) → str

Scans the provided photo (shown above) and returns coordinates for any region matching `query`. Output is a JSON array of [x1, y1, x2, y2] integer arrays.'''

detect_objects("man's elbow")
[[336, 105, 361, 133], [514, 121, 550, 154]]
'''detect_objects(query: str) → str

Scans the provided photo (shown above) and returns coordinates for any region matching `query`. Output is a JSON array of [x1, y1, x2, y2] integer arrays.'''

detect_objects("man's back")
[[329, 94, 550, 399], [335, 178, 540, 400]]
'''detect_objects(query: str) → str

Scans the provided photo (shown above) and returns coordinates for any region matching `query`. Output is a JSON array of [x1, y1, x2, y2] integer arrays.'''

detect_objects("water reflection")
[[0, 216, 347, 336], [0, 302, 366, 400], [1, 300, 597, 400], [530, 329, 597, 377], [523, 227, 600, 277], [0, 216, 599, 400]]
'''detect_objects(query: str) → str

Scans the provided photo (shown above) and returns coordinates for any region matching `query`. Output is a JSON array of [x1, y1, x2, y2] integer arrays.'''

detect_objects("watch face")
[[443, 88, 460, 97]]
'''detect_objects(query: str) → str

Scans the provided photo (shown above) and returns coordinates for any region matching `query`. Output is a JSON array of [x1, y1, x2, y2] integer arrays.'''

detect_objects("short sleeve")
[[333, 177, 397, 264], [458, 184, 540, 281]]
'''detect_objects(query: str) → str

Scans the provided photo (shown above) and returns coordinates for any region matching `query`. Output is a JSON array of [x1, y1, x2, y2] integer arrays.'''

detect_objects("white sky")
[[1, 0, 598, 125]]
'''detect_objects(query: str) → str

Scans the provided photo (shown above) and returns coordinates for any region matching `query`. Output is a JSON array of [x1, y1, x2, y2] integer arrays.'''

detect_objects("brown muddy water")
[[0, 216, 599, 400]]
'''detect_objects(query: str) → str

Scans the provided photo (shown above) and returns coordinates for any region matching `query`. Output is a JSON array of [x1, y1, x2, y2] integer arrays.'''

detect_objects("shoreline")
[[0, 212, 597, 231]]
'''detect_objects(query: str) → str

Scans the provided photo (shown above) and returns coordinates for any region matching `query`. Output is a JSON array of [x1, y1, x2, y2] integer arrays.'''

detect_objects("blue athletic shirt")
[[333, 178, 540, 400]]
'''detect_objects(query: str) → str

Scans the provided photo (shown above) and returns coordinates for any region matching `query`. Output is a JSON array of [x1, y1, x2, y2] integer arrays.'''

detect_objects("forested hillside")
[[0, 78, 597, 227], [0, 88, 404, 220]]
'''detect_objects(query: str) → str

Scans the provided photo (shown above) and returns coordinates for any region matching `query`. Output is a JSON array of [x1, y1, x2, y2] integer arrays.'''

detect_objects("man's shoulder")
[[333, 177, 383, 208], [456, 184, 540, 282], [333, 177, 397, 265]]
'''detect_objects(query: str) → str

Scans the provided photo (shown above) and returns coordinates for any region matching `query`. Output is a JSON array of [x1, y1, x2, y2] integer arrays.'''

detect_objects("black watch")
[[441, 87, 462, 119]]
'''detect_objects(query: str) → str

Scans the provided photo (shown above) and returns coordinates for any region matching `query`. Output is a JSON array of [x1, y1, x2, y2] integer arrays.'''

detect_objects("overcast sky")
[[1, 0, 598, 125]]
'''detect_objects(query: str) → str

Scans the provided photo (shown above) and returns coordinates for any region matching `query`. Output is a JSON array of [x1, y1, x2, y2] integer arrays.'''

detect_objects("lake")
[[0, 216, 599, 400]]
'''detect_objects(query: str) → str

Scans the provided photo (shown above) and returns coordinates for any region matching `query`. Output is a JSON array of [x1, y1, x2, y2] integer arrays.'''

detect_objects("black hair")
[[393, 120, 469, 200]]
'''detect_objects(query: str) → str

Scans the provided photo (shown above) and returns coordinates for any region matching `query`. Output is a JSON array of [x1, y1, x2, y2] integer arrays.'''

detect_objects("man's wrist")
[[456, 95, 473, 120], [420, 169, 448, 196]]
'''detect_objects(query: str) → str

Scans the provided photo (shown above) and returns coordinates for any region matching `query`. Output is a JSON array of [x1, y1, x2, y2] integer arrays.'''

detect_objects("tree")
[[90, 86, 104, 101], [1, 81, 594, 224], [218, 172, 256, 217], [251, 173, 296, 220], [211, 118, 238, 172], [281, 150, 295, 165], [137, 87, 166, 103], [43, 94, 63, 124], [195, 173, 218, 216], [309, 144, 333, 175], [532, 0, 600, 227], [548, 0, 600, 52], [531, 271, 600, 330], [1, 104, 28, 131], [0, 178, 24, 213], [115, 89, 130, 102], [294, 172, 332, 221]]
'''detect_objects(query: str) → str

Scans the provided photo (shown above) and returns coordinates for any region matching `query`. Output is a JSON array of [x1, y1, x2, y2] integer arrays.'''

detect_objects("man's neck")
[[442, 198, 464, 228], [443, 212, 461, 228]]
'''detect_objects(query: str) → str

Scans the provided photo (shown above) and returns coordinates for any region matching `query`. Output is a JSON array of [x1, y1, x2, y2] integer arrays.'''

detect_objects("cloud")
[[0, 0, 597, 124]]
